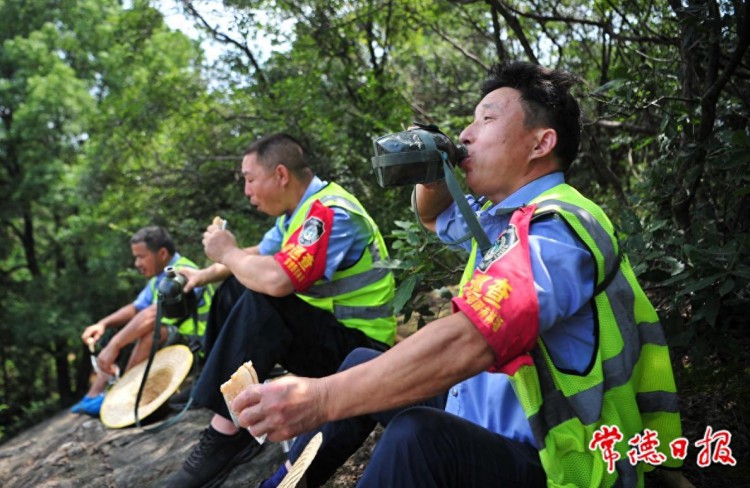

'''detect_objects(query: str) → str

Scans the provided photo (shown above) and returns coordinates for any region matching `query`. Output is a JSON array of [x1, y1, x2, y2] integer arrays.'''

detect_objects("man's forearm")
[[414, 181, 453, 232], [98, 303, 138, 329], [322, 312, 495, 422], [106, 305, 157, 350], [220, 249, 294, 297], [202, 229, 292, 295], [206, 245, 261, 283], [202, 262, 234, 283]]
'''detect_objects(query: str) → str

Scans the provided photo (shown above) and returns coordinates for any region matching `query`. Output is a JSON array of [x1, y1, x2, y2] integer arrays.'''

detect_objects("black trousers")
[[193, 276, 388, 419], [289, 348, 546, 488]]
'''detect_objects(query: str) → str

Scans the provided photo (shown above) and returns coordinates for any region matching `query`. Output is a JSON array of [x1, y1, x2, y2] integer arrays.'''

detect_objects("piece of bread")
[[212, 216, 224, 227], [220, 361, 258, 398], [220, 361, 258, 428]]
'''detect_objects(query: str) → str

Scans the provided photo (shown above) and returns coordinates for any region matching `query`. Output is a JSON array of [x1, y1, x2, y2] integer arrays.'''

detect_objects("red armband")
[[274, 200, 333, 291], [451, 204, 540, 375]]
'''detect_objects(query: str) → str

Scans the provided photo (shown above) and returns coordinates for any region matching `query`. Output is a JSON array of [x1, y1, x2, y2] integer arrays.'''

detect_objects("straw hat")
[[278, 432, 323, 488], [100, 344, 193, 429]]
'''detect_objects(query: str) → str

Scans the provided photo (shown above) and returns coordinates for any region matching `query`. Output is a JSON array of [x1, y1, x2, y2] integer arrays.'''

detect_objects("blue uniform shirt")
[[258, 176, 370, 281], [436, 172, 596, 444]]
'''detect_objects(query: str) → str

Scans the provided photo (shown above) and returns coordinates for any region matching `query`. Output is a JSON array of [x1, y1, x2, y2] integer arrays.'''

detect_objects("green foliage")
[[0, 0, 214, 436], [630, 128, 750, 353], [378, 218, 465, 326]]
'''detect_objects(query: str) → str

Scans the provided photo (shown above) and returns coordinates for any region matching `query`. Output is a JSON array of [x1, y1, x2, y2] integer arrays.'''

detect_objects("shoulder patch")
[[299, 217, 325, 246], [478, 224, 519, 271]]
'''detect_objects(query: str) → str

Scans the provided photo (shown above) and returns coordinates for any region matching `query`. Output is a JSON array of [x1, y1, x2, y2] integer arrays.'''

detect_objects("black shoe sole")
[[201, 439, 265, 488]]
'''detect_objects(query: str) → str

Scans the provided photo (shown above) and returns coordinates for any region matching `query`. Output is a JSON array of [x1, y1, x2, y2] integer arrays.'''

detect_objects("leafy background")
[[1, 1, 748, 479]]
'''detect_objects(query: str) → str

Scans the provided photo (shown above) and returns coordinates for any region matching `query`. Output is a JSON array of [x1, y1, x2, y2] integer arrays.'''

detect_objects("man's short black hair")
[[243, 133, 310, 179], [480, 62, 582, 171], [130, 226, 175, 255]]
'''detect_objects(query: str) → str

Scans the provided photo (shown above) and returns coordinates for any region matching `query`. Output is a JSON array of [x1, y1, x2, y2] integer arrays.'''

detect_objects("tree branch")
[[426, 23, 490, 71], [594, 119, 658, 135], [180, 1, 269, 88], [505, 0, 676, 45], [702, 0, 750, 109], [486, 0, 539, 64]]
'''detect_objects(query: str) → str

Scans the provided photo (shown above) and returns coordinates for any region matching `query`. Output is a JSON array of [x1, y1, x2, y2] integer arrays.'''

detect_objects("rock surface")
[[0, 407, 285, 487]]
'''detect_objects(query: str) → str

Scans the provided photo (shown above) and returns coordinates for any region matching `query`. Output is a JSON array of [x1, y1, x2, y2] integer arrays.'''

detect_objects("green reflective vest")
[[149, 255, 214, 337], [459, 183, 682, 487], [279, 182, 396, 346]]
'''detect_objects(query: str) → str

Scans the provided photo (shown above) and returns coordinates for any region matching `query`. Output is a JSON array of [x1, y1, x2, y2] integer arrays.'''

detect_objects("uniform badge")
[[299, 217, 325, 246], [478, 224, 519, 271]]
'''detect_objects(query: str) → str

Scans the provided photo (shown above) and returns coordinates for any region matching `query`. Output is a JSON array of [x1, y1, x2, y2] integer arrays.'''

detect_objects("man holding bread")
[[72, 226, 212, 416], [166, 133, 396, 487], [233, 63, 685, 488]]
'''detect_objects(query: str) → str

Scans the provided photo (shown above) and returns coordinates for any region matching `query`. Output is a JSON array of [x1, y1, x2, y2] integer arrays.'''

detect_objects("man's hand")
[[81, 322, 106, 345], [175, 266, 204, 293], [414, 180, 452, 232], [96, 343, 119, 376], [232, 376, 329, 442], [203, 222, 239, 264]]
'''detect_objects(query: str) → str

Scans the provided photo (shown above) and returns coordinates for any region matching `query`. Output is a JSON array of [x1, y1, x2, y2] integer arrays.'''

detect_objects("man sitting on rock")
[[72, 226, 212, 416], [165, 133, 397, 487]]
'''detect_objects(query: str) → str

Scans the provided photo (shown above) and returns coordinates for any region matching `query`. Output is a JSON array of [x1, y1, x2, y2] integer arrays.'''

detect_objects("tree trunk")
[[53, 338, 73, 404]]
